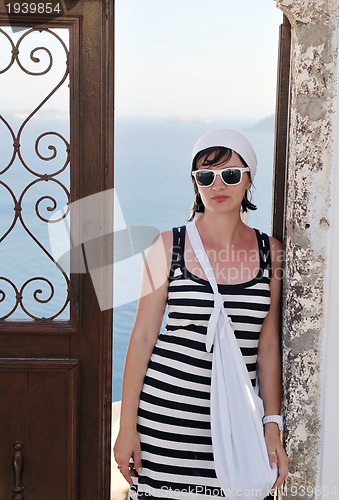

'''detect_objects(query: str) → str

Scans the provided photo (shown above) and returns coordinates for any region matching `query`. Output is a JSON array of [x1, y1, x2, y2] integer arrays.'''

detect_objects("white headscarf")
[[192, 128, 257, 179]]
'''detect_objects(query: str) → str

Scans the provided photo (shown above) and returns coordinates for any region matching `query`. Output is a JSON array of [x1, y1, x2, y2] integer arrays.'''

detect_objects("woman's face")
[[195, 151, 251, 215]]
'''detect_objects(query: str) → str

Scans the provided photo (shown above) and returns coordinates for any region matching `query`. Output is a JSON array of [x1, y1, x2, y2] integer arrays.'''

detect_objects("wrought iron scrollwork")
[[0, 27, 71, 321]]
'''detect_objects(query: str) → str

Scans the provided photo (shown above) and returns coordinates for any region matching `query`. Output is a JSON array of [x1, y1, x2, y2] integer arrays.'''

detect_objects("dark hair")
[[188, 146, 257, 221]]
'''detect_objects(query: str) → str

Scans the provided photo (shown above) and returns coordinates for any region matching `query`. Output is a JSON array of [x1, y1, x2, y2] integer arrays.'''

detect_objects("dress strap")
[[168, 225, 186, 280], [256, 230, 273, 280]]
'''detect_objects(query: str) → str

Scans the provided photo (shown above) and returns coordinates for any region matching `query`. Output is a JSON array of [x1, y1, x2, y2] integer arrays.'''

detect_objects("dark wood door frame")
[[272, 14, 291, 241]]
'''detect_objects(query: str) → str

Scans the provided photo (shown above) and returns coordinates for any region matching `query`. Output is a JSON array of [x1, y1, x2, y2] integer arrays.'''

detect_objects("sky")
[[115, 0, 283, 121], [0, 27, 69, 116], [0, 1, 282, 122]]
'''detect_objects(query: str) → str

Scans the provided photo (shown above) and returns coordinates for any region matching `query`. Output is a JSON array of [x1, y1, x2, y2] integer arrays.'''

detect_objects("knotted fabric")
[[186, 222, 277, 500]]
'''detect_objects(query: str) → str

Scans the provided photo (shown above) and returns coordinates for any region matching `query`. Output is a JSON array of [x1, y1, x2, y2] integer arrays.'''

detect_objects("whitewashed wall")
[[275, 1, 339, 498]]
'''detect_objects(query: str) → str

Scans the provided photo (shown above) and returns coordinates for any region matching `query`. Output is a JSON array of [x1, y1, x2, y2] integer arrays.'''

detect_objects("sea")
[[0, 115, 276, 402], [113, 116, 276, 401]]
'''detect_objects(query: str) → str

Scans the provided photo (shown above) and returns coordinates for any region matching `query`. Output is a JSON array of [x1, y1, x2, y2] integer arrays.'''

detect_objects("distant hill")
[[1, 109, 68, 121], [244, 115, 275, 132]]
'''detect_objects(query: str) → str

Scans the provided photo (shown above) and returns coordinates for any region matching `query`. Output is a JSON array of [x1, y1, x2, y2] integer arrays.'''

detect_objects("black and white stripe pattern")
[[131, 226, 272, 499]]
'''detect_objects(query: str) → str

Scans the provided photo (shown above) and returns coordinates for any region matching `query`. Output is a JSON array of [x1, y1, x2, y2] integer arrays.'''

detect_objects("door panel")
[[0, 360, 79, 499], [0, 1, 113, 498]]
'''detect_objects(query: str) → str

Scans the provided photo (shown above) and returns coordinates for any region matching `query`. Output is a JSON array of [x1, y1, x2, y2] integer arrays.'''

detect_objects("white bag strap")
[[186, 220, 260, 389], [186, 221, 218, 291], [186, 221, 232, 352]]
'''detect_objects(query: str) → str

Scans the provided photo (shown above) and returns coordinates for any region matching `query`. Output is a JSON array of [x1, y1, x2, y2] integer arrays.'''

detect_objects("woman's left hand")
[[264, 423, 288, 491]]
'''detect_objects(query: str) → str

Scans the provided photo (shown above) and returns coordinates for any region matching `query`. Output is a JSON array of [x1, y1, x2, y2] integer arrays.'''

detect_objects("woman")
[[114, 129, 288, 499]]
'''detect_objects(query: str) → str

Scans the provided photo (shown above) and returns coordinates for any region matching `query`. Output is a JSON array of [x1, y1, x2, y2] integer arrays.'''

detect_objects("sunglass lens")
[[196, 170, 214, 186], [221, 169, 241, 185]]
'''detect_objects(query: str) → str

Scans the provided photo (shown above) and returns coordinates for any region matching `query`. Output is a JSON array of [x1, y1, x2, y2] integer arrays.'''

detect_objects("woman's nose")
[[212, 172, 225, 189]]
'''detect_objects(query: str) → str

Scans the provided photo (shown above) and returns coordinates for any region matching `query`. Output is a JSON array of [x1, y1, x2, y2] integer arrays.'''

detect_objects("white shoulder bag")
[[186, 221, 277, 500]]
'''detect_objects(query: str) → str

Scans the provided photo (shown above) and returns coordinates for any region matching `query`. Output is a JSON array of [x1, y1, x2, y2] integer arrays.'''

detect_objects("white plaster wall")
[[318, 26, 339, 498], [274, 1, 339, 498]]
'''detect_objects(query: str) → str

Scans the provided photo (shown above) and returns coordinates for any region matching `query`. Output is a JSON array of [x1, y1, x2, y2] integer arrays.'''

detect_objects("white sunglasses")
[[192, 167, 250, 187]]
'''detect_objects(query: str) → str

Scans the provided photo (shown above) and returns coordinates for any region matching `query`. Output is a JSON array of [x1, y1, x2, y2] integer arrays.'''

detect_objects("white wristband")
[[262, 415, 283, 431]]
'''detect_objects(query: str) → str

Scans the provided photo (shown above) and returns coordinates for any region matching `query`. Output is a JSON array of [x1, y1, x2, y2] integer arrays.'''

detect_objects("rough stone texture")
[[275, 1, 338, 498]]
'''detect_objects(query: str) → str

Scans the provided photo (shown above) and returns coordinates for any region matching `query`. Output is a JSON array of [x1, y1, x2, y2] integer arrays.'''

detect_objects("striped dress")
[[131, 225, 272, 500]]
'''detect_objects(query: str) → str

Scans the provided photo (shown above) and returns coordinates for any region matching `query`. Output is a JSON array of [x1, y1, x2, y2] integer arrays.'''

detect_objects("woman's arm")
[[113, 230, 173, 485], [257, 237, 288, 490]]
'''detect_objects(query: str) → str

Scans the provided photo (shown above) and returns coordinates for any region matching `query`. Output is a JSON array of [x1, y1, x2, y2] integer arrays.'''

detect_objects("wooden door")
[[0, 1, 113, 498]]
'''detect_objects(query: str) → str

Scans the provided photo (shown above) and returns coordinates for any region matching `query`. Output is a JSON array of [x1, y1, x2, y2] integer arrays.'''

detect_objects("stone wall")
[[275, 1, 338, 498]]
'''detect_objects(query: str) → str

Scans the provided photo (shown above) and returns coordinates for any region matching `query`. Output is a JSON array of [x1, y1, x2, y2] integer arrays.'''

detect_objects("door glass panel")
[[0, 26, 70, 320]]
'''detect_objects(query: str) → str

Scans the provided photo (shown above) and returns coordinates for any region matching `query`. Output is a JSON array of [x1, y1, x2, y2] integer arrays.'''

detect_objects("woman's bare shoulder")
[[144, 229, 174, 273], [268, 236, 283, 252], [159, 229, 173, 245]]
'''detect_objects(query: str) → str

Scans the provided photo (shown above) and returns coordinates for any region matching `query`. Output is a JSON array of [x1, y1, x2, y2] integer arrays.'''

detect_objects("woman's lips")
[[211, 195, 229, 203]]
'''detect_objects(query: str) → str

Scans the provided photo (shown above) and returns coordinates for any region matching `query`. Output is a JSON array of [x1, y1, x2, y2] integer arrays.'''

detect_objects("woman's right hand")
[[113, 428, 142, 486]]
